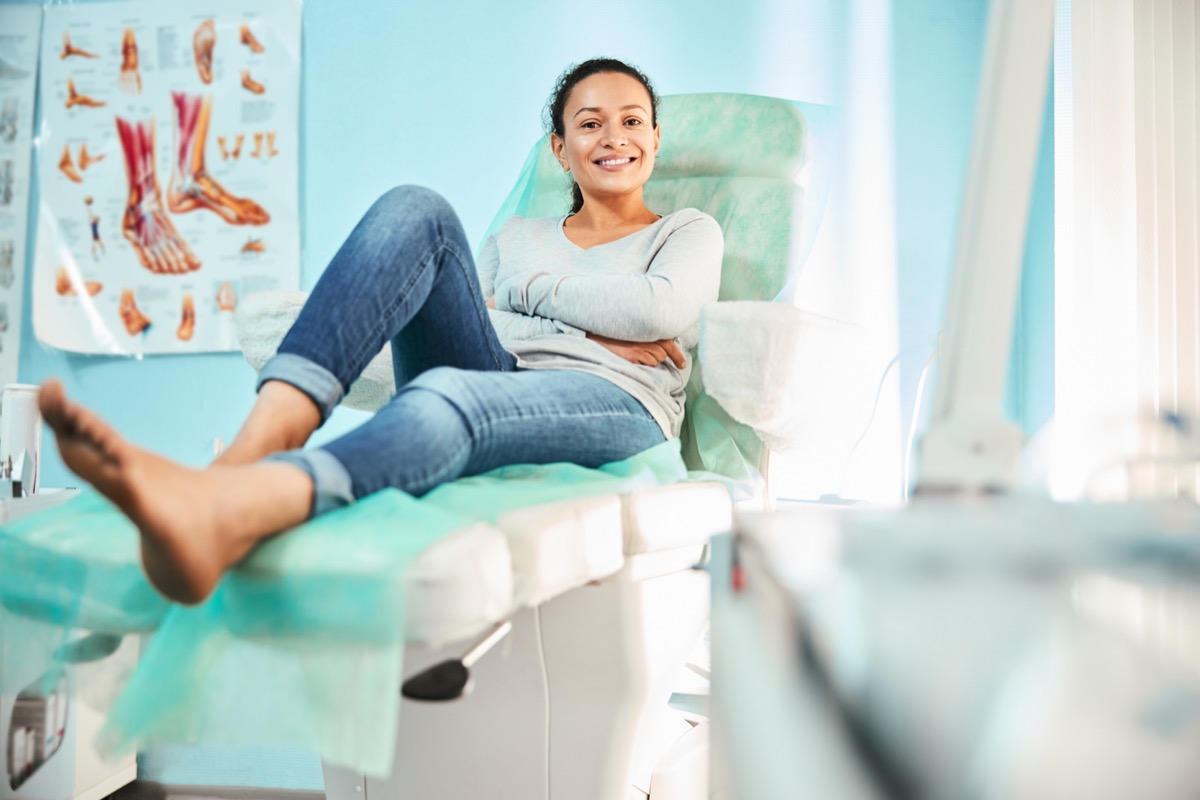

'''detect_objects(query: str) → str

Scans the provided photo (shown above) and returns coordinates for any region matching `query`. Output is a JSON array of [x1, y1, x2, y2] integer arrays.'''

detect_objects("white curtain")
[[1053, 0, 1200, 500]]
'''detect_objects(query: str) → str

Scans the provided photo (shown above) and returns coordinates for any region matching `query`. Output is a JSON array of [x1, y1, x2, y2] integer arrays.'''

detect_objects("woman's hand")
[[586, 332, 686, 368]]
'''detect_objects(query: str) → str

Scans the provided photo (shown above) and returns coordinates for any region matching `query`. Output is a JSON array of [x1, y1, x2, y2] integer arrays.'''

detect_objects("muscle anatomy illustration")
[[167, 92, 269, 225], [193, 19, 215, 85], [60, 31, 97, 60], [65, 77, 105, 109], [119, 28, 142, 95], [116, 115, 202, 274]]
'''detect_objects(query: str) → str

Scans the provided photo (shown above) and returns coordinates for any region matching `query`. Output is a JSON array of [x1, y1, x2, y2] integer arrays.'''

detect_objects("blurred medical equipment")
[[712, 0, 1200, 798]]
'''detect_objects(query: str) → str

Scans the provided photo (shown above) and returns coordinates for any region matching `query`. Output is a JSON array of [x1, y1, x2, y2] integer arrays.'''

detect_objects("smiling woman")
[[39, 57, 724, 606]]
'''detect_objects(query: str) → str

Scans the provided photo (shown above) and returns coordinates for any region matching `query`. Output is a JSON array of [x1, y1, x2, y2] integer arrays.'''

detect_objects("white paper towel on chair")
[[236, 290, 397, 412]]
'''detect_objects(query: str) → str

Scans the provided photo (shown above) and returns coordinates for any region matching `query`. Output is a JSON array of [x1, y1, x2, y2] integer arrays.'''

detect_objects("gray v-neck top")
[[478, 208, 723, 437]]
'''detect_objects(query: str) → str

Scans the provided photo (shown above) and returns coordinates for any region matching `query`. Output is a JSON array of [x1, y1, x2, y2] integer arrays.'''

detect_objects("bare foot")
[[250, 132, 263, 158], [241, 70, 265, 95], [38, 379, 313, 604], [231, 133, 244, 160], [218, 135, 229, 160], [193, 19, 215, 84], [241, 238, 265, 254], [177, 294, 195, 340], [65, 77, 105, 109], [119, 289, 151, 334], [59, 144, 82, 183], [240, 23, 265, 54], [266, 131, 279, 157]]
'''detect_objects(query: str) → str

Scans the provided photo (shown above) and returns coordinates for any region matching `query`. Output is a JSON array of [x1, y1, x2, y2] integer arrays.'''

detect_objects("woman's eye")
[[625, 118, 642, 126], [581, 121, 600, 129]]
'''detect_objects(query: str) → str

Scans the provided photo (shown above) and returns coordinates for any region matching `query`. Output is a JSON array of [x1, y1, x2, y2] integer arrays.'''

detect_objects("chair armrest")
[[698, 301, 874, 454], [235, 290, 396, 412]]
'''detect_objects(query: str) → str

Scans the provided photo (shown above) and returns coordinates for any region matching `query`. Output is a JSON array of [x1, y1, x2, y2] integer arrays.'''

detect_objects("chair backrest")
[[484, 93, 837, 484]]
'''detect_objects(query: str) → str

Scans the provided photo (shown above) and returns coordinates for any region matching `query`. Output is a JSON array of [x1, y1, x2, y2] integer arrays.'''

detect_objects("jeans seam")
[[438, 236, 513, 371]]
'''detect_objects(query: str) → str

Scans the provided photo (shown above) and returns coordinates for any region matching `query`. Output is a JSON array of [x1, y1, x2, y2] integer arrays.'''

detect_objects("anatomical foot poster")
[[33, 0, 301, 355]]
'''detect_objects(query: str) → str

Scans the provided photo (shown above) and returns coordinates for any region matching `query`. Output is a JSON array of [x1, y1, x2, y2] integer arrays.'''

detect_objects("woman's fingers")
[[658, 339, 686, 368]]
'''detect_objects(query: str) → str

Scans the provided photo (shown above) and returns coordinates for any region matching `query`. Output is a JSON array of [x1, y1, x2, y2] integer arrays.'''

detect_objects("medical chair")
[[236, 92, 864, 800]]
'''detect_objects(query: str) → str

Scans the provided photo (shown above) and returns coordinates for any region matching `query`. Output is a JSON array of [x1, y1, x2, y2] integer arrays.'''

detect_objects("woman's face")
[[551, 72, 660, 207]]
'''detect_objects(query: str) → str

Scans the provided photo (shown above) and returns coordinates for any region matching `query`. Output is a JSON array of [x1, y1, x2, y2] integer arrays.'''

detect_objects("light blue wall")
[[4, 0, 1052, 788]]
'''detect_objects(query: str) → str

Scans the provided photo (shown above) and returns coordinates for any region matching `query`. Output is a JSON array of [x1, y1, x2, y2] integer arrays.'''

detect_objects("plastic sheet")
[[0, 439, 692, 775], [487, 92, 837, 485]]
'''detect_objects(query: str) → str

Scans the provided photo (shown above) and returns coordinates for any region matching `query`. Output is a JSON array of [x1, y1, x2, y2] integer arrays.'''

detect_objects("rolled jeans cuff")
[[257, 352, 345, 423], [267, 449, 356, 517]]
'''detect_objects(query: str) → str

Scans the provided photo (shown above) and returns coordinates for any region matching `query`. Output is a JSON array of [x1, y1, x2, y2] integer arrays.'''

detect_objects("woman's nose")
[[602, 127, 627, 147]]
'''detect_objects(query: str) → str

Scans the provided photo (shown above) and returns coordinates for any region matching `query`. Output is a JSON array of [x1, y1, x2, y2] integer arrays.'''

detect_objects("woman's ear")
[[653, 125, 661, 155], [550, 133, 569, 172]]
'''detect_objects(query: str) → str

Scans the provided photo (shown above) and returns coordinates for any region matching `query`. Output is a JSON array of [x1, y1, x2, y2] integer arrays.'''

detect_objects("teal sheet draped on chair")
[[0, 441, 692, 775]]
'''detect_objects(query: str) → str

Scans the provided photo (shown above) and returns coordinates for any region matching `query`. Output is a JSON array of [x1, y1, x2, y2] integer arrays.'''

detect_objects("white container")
[[0, 384, 41, 495]]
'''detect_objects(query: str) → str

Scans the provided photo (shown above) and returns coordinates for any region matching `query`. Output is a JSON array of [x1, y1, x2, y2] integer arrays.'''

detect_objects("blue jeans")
[[259, 186, 666, 515]]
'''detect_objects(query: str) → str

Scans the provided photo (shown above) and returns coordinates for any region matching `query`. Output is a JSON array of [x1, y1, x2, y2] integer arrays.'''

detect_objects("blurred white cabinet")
[[1, 490, 137, 800]]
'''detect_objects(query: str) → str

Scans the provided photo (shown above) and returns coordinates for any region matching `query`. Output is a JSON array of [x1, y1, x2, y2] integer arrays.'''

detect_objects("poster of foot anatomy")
[[0, 5, 42, 384], [33, 0, 301, 355]]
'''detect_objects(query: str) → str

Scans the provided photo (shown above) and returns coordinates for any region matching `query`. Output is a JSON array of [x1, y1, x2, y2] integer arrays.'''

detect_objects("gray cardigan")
[[479, 208, 724, 438]]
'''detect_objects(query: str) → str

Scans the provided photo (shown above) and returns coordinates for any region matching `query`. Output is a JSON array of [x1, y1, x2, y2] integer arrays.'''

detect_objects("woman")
[[40, 58, 724, 605]]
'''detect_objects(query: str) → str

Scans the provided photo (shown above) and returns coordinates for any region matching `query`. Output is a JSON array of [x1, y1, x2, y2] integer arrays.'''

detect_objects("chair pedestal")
[[323, 568, 709, 800]]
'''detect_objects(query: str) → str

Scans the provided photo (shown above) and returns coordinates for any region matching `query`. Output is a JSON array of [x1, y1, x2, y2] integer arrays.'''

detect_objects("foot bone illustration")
[[55, 267, 103, 297], [177, 294, 195, 340], [60, 31, 98, 60], [65, 77, 105, 109], [119, 289, 151, 334], [193, 20, 215, 85], [119, 28, 142, 95], [167, 93, 269, 226], [216, 281, 237, 312], [59, 144, 82, 182], [116, 114, 202, 274], [240, 23, 265, 53], [240, 70, 265, 95], [79, 143, 105, 170]]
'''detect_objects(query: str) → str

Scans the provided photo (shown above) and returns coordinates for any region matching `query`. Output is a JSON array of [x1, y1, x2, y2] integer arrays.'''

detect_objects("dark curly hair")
[[544, 58, 660, 214]]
